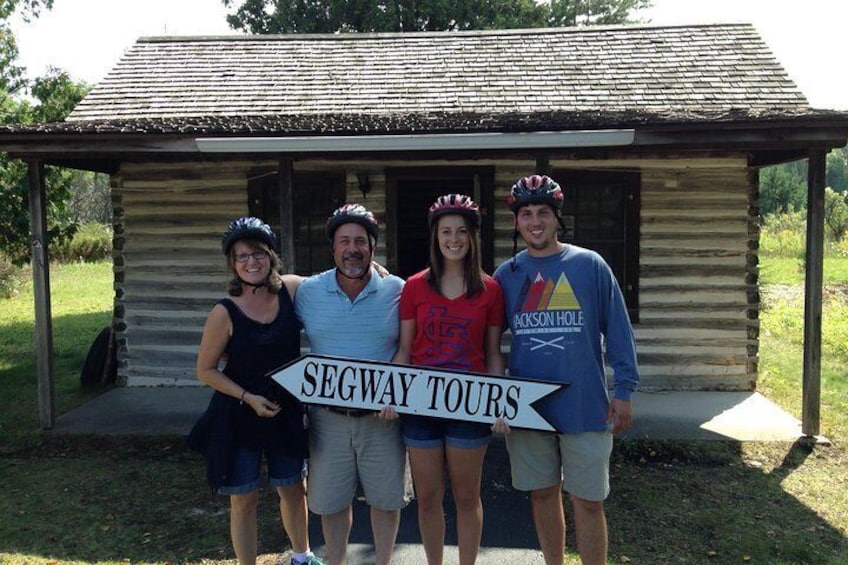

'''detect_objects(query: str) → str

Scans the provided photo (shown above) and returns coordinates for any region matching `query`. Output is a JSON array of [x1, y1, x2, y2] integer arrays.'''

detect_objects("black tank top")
[[218, 288, 305, 452]]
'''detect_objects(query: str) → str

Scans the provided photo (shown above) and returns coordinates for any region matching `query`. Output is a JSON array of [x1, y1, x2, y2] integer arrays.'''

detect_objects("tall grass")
[[760, 211, 848, 284], [758, 217, 848, 442]]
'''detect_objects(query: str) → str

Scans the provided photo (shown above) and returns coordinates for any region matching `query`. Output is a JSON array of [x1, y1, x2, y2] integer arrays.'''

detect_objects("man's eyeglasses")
[[234, 250, 268, 263]]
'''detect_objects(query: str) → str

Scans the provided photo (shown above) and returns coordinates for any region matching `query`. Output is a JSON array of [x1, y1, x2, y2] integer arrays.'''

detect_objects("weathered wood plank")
[[129, 328, 203, 348]]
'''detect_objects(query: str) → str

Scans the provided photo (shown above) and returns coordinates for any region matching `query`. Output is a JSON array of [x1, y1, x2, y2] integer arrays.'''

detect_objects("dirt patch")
[[762, 284, 848, 306]]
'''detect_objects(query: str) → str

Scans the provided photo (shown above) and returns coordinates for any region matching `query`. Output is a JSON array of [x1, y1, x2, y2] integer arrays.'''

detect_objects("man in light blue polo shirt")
[[295, 204, 407, 565]]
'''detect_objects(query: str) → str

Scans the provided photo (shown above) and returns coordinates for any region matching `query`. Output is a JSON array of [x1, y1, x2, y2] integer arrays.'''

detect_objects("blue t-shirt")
[[295, 267, 404, 362], [494, 245, 639, 433]]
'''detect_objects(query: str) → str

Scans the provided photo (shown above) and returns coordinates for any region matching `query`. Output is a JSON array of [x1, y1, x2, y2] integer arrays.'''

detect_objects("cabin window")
[[554, 169, 640, 322], [248, 170, 346, 276]]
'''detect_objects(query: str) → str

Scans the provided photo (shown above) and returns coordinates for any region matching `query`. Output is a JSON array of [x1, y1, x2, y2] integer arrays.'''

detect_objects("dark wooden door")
[[394, 178, 474, 280]]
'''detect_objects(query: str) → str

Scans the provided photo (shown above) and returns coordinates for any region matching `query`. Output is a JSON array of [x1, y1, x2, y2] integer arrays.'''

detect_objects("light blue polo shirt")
[[295, 267, 404, 362]]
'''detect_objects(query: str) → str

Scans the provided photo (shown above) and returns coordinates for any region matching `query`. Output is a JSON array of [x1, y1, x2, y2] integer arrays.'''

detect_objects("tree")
[[824, 187, 848, 241], [1, 0, 90, 265], [759, 163, 806, 216], [826, 146, 848, 193], [548, 0, 652, 27], [221, 0, 651, 34], [1, 68, 90, 264]]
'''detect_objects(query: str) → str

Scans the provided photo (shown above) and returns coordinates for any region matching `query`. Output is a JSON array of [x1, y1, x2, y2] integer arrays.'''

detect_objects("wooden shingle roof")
[[22, 23, 835, 135]]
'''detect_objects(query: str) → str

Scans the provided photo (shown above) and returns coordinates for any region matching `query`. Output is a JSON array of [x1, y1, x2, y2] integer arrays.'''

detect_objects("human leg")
[[306, 408, 360, 564], [370, 506, 401, 565], [445, 443, 487, 565], [356, 416, 409, 564], [320, 506, 353, 565], [230, 491, 260, 565], [408, 445, 447, 564], [531, 484, 565, 565], [276, 481, 309, 553], [218, 447, 264, 565], [571, 495, 607, 565], [558, 432, 613, 565], [268, 447, 310, 555], [505, 429, 565, 564]]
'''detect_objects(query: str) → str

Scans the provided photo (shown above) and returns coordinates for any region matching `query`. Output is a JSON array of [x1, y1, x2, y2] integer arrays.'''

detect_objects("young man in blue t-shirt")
[[493, 175, 639, 565]]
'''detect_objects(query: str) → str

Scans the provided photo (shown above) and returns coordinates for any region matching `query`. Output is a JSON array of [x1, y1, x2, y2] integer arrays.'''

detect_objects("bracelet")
[[239, 390, 247, 405]]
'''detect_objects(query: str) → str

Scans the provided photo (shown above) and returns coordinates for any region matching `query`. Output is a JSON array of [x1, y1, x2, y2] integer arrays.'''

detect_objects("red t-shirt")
[[399, 269, 504, 373]]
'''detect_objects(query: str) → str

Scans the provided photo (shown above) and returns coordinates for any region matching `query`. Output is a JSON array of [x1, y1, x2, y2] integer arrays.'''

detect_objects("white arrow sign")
[[269, 354, 564, 432]]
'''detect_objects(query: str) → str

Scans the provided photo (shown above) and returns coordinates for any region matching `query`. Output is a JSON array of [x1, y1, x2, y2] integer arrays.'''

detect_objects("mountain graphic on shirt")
[[519, 272, 581, 312]]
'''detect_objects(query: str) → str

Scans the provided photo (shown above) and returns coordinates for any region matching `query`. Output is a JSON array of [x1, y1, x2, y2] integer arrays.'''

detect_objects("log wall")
[[112, 155, 758, 391]]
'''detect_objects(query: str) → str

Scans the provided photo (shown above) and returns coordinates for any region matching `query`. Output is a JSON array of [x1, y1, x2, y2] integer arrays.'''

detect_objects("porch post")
[[27, 160, 56, 430], [277, 157, 295, 273], [802, 149, 826, 437]]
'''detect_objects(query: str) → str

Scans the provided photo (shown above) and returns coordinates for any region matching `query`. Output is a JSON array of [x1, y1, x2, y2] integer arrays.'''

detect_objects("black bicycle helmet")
[[326, 203, 379, 243], [506, 174, 564, 213], [428, 193, 481, 229], [221, 216, 276, 256]]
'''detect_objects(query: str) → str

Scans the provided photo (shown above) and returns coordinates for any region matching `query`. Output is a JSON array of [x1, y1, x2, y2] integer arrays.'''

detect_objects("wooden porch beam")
[[277, 157, 295, 273], [26, 160, 56, 430], [802, 149, 826, 437]]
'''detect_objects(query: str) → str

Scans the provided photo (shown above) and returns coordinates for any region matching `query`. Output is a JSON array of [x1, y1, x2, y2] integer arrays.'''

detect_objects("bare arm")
[[486, 324, 510, 433], [391, 318, 416, 365], [484, 324, 504, 375], [196, 304, 238, 395], [382, 318, 416, 419], [281, 273, 304, 303]]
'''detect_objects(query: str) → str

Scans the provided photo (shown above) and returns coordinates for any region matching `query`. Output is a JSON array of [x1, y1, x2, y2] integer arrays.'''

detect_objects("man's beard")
[[338, 250, 368, 278]]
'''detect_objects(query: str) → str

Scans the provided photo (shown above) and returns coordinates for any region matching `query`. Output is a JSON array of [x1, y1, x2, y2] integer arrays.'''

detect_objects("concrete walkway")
[[49, 387, 804, 564], [51, 387, 803, 442]]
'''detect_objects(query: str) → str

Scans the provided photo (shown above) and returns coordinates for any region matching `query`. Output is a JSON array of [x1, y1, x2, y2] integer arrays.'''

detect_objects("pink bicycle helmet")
[[506, 175, 564, 213], [428, 193, 481, 228]]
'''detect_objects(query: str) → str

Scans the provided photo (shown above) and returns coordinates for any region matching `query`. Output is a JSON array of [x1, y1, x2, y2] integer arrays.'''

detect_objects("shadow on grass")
[[605, 439, 846, 564], [0, 310, 112, 450], [1, 435, 845, 564]]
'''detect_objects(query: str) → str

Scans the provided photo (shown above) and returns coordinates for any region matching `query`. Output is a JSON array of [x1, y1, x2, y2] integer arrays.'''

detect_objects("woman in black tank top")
[[190, 217, 323, 565]]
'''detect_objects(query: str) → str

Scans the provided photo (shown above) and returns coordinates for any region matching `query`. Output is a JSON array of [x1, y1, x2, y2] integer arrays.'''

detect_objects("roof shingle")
[[65, 23, 810, 130]]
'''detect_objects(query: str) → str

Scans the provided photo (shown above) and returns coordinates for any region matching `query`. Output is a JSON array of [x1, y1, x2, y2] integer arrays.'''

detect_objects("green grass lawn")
[[0, 258, 846, 564], [0, 261, 113, 450]]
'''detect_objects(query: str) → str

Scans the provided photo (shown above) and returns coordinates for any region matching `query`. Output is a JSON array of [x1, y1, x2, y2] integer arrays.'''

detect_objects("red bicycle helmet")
[[326, 203, 379, 243], [506, 175, 564, 213], [428, 193, 481, 229]]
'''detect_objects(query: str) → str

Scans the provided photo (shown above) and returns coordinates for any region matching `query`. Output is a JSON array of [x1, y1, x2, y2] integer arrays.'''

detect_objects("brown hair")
[[226, 239, 283, 296], [426, 214, 486, 298]]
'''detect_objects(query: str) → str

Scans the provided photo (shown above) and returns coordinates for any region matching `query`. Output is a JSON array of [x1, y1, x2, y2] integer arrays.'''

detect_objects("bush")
[[761, 211, 807, 259], [52, 222, 112, 263], [0, 253, 26, 298], [832, 237, 848, 258], [825, 187, 848, 241]]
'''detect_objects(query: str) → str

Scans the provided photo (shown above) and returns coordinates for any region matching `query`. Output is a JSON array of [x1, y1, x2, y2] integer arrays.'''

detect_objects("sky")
[[9, 0, 848, 110]]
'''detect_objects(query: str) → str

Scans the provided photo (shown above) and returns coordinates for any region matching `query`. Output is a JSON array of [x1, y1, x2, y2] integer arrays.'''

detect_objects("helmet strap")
[[238, 276, 269, 292], [510, 229, 519, 272]]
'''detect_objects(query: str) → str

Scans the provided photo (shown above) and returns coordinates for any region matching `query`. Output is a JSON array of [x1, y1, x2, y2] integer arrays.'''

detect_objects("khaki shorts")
[[306, 407, 410, 514], [505, 429, 613, 501]]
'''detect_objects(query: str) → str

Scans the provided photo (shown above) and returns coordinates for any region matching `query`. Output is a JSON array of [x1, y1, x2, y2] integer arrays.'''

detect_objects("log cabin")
[[2, 25, 846, 428]]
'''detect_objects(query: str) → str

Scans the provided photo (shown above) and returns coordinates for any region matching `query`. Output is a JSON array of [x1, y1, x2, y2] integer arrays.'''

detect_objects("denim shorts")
[[401, 414, 492, 449], [216, 444, 306, 496]]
